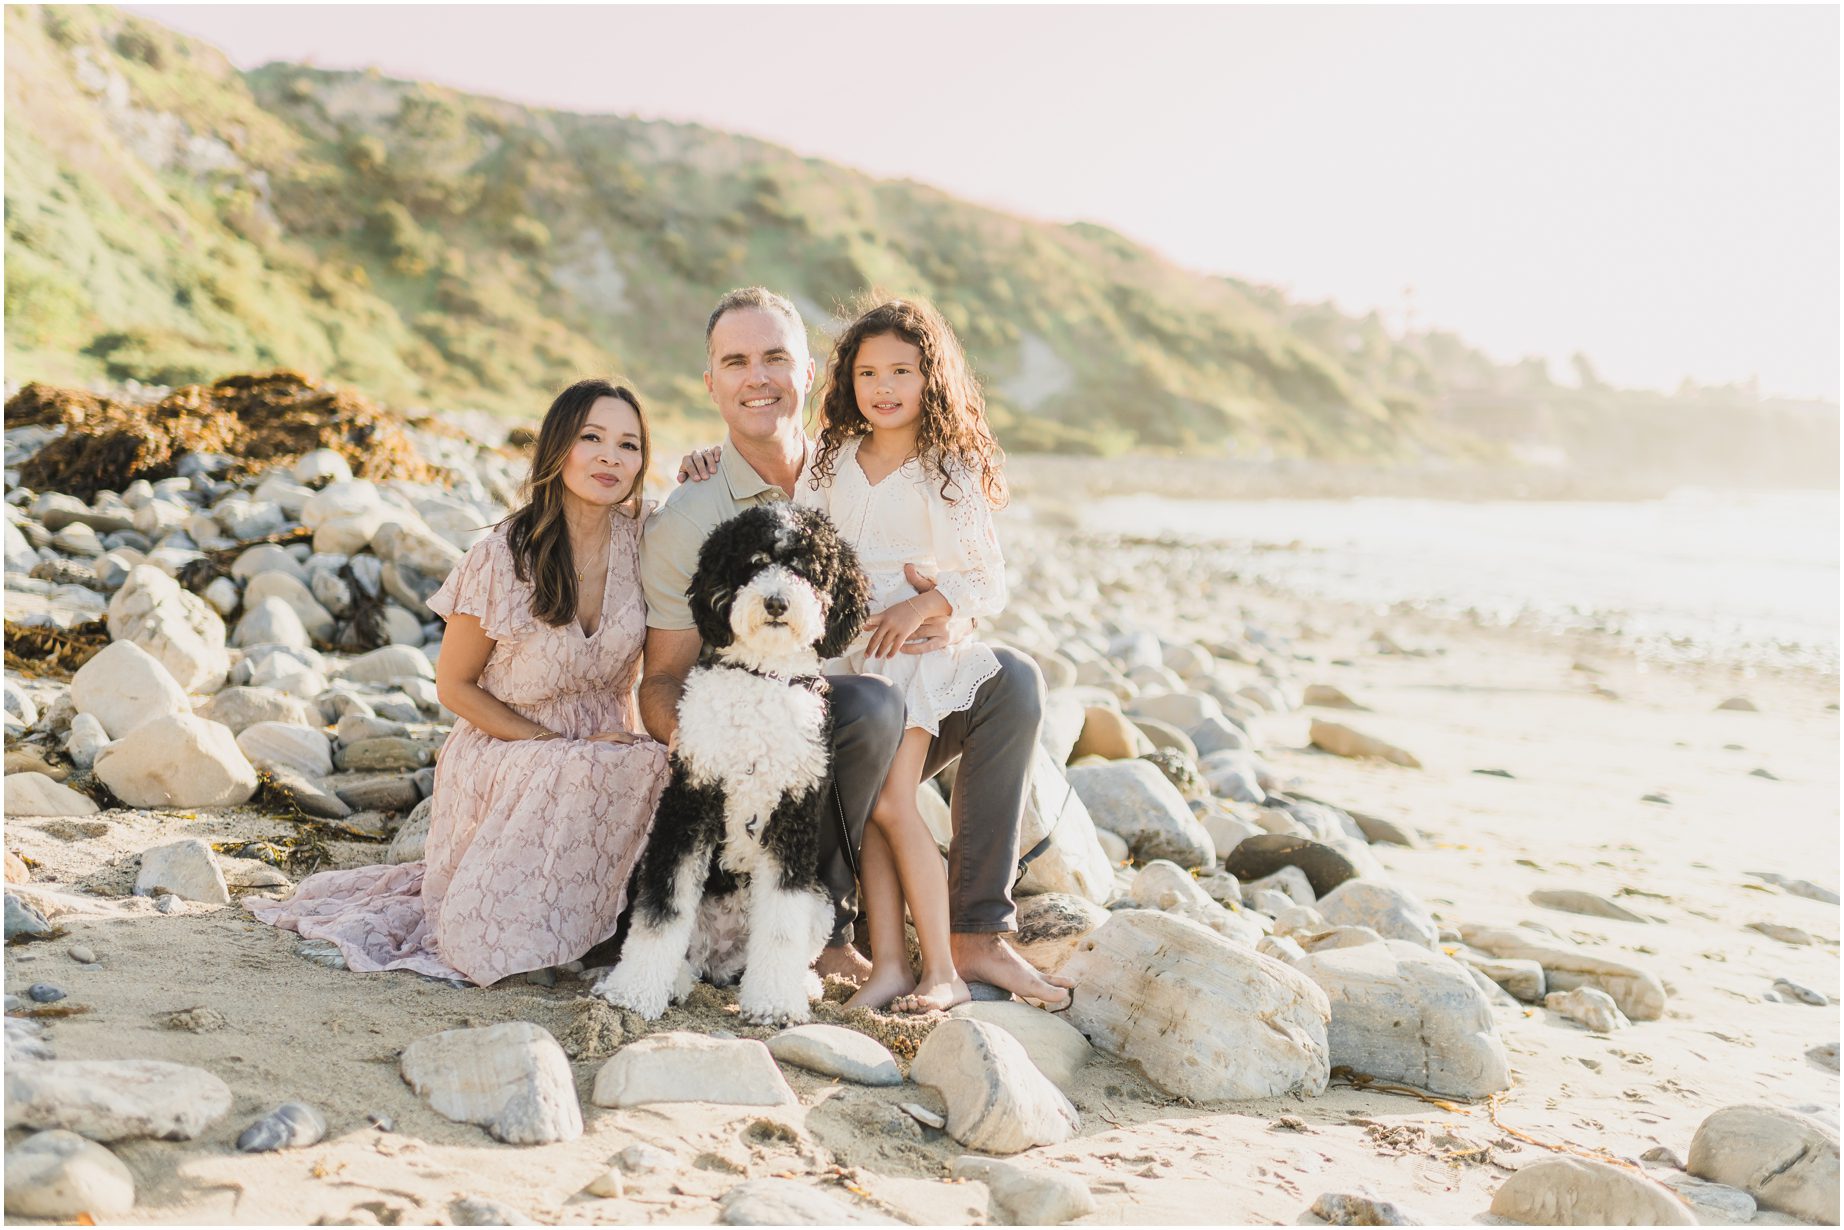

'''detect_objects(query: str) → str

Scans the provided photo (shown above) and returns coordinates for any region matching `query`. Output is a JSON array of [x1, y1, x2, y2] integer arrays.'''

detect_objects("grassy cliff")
[[5, 6, 1834, 479]]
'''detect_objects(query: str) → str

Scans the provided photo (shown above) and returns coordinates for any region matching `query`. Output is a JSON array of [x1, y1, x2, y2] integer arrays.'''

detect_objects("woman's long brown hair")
[[810, 296, 1007, 508], [502, 378, 651, 627]]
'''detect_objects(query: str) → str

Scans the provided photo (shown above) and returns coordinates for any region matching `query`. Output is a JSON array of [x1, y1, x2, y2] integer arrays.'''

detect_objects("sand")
[[5, 527, 1838, 1227]]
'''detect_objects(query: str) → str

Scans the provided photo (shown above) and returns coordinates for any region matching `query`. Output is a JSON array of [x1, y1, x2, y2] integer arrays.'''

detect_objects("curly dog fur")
[[592, 503, 871, 1024]]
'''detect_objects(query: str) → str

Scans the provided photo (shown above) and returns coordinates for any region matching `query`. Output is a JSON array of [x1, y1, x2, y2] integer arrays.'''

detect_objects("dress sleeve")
[[426, 532, 536, 642], [923, 463, 1007, 621]]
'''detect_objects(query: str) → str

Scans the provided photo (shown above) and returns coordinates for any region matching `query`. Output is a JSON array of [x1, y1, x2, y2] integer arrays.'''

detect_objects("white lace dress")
[[796, 438, 1006, 737]]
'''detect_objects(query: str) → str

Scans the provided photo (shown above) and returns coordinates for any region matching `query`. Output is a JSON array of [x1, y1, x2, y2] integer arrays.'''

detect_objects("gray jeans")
[[821, 648, 1046, 943]]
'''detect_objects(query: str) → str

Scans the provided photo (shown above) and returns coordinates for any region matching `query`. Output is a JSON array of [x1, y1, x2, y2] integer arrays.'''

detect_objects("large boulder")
[[1059, 910, 1330, 1101], [340, 644, 435, 686], [909, 1019, 1079, 1155], [1010, 894, 1110, 975], [3, 1129, 137, 1218], [69, 640, 189, 739], [1067, 759, 1215, 869], [3, 1060, 232, 1141], [1127, 860, 1264, 945], [593, 1032, 794, 1108], [231, 597, 311, 652], [236, 723, 334, 779], [1687, 1105, 1839, 1224], [104, 565, 228, 693], [1295, 939, 1511, 1098], [93, 715, 258, 808], [948, 1001, 1093, 1094], [1070, 707, 1151, 761], [133, 838, 229, 905], [1014, 750, 1114, 904], [399, 1022, 581, 1145], [197, 686, 320, 734], [243, 572, 336, 643]]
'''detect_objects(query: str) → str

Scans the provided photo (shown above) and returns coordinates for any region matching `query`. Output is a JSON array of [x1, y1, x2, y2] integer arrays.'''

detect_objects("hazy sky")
[[131, 4, 1840, 400]]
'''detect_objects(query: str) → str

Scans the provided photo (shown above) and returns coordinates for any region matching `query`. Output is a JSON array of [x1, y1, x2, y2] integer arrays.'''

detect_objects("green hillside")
[[5, 6, 1835, 478]]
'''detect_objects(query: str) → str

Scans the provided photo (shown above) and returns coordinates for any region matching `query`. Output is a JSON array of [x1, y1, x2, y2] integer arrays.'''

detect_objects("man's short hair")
[[705, 287, 807, 355]]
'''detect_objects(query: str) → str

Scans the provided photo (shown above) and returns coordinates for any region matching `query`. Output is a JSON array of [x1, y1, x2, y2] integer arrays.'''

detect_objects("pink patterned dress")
[[250, 510, 670, 986]]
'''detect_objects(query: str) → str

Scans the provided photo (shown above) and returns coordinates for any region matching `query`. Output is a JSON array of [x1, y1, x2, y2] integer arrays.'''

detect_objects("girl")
[[796, 297, 1010, 1014]]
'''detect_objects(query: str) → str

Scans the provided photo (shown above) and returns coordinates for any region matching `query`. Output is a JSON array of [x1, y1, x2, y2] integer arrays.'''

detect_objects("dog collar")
[[717, 661, 827, 691]]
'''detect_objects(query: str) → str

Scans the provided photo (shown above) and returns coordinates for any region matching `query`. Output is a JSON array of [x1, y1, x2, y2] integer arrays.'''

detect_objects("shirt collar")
[[721, 434, 812, 503]]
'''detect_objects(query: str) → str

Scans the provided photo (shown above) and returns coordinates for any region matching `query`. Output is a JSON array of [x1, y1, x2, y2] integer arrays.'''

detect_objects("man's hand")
[[899, 562, 974, 654], [676, 444, 723, 484]]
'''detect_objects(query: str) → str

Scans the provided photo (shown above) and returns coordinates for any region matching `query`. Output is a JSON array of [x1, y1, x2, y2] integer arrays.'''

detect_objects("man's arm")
[[638, 626, 701, 746]]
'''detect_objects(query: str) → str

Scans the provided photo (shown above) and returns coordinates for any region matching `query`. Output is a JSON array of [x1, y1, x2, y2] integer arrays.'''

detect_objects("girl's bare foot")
[[843, 965, 916, 1012], [816, 943, 873, 985], [950, 933, 1075, 1010], [893, 970, 970, 1015]]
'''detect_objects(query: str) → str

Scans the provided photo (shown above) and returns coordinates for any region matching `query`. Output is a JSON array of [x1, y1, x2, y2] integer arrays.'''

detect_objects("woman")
[[251, 379, 671, 986]]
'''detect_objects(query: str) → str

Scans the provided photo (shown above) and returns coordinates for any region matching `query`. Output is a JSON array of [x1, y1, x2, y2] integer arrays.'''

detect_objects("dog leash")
[[1013, 773, 1076, 889]]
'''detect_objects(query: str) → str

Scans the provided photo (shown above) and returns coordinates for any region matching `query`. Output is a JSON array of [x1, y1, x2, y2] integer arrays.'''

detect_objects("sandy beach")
[[6, 481, 1838, 1226]]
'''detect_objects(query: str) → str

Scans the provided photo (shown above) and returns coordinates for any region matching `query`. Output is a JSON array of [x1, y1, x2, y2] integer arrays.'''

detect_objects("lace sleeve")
[[923, 464, 1007, 621]]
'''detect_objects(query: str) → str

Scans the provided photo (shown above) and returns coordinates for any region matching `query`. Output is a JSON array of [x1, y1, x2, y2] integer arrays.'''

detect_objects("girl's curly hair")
[[809, 296, 1007, 508]]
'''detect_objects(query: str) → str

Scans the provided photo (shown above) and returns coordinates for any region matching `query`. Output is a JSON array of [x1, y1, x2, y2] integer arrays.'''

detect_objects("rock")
[[340, 644, 435, 686], [235, 1102, 327, 1152], [334, 736, 432, 772], [1131, 690, 1222, 731], [1747, 921, 1814, 945], [1302, 684, 1367, 710], [1529, 888, 1649, 923], [766, 1024, 901, 1086], [1545, 986, 1630, 1032], [582, 1167, 626, 1199], [1490, 1157, 1695, 1225], [221, 857, 290, 889], [1807, 1042, 1839, 1070], [294, 448, 354, 487], [908, 1018, 1079, 1154], [332, 774, 421, 813], [1203, 756, 1266, 804], [244, 572, 336, 642], [1094, 828, 1128, 863], [399, 1022, 582, 1145], [450, 1196, 534, 1226], [1308, 1192, 1421, 1225], [1060, 909, 1330, 1100], [4, 773, 100, 817], [95, 714, 258, 808], [1224, 834, 1360, 898], [27, 984, 66, 1003], [6, 894, 51, 941], [1687, 1104, 1840, 1223], [63, 713, 109, 770], [372, 519, 463, 577], [1067, 759, 1215, 869], [947, 1000, 1092, 1095], [1771, 976, 1827, 1005], [134, 838, 230, 905], [1715, 696, 1757, 712], [1015, 750, 1122, 904], [233, 596, 312, 651], [388, 799, 433, 863], [1298, 925, 1387, 953], [718, 1178, 898, 1225], [1011, 893, 1110, 974], [336, 714, 410, 743], [616, 1141, 677, 1174], [953, 1156, 1096, 1225], [1132, 715, 1199, 761], [1128, 859, 1263, 945], [69, 639, 189, 739], [899, 1101, 945, 1129], [1309, 720, 1421, 768], [105, 565, 228, 692], [1349, 809, 1420, 847], [592, 1032, 795, 1108], [1746, 871, 1840, 904], [3, 1129, 136, 1218], [1197, 801, 1262, 857], [1189, 715, 1252, 757], [1071, 706, 1151, 760], [2, 1059, 233, 1141], [1651, 1171, 1758, 1223], [1243, 866, 1317, 908], [6, 850, 30, 884], [198, 686, 319, 734], [1460, 925, 1667, 1021], [68, 945, 96, 964], [1316, 880, 1439, 948], [1297, 939, 1511, 1097], [1453, 951, 1546, 1002], [265, 768, 353, 820], [3, 679, 38, 727], [237, 722, 334, 778]]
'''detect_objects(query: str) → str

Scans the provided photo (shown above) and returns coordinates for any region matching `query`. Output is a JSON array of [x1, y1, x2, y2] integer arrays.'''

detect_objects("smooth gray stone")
[[236, 1102, 327, 1152]]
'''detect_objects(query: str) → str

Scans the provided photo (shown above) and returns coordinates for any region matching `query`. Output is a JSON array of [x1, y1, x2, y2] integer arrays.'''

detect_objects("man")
[[638, 286, 1069, 1006]]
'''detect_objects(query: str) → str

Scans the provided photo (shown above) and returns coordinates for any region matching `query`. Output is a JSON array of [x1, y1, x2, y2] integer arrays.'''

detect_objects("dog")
[[592, 503, 870, 1025]]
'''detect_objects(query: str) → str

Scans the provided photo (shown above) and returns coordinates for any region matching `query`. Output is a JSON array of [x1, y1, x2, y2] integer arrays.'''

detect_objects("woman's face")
[[560, 395, 644, 509], [852, 333, 926, 436]]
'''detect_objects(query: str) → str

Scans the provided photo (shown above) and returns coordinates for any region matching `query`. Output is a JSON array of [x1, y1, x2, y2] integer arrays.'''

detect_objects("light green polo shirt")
[[640, 437, 812, 631]]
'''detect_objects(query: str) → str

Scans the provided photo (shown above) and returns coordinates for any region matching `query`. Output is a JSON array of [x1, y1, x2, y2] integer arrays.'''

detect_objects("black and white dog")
[[593, 503, 870, 1025]]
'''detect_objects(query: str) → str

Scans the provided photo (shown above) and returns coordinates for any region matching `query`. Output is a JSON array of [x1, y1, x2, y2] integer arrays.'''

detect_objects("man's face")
[[705, 307, 814, 445]]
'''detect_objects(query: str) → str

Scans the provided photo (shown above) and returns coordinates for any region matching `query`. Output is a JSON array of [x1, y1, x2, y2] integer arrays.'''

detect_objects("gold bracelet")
[[528, 729, 560, 742]]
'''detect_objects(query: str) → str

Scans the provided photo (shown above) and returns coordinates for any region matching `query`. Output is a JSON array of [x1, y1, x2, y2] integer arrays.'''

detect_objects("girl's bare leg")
[[842, 822, 916, 1011], [875, 729, 969, 1015]]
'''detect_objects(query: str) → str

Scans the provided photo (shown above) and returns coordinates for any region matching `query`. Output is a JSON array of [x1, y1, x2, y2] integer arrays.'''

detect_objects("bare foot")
[[844, 964, 916, 1012], [893, 969, 970, 1015], [816, 943, 873, 985], [950, 933, 1074, 1010]]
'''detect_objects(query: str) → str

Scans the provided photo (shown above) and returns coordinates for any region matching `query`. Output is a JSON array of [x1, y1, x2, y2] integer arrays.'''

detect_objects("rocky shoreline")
[[4, 380, 1840, 1226]]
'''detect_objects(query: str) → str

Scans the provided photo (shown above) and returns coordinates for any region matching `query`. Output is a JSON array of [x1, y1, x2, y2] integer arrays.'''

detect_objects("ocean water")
[[1080, 488, 1841, 671]]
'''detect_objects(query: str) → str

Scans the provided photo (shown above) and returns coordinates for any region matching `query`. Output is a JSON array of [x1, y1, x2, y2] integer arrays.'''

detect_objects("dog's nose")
[[762, 594, 788, 618]]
